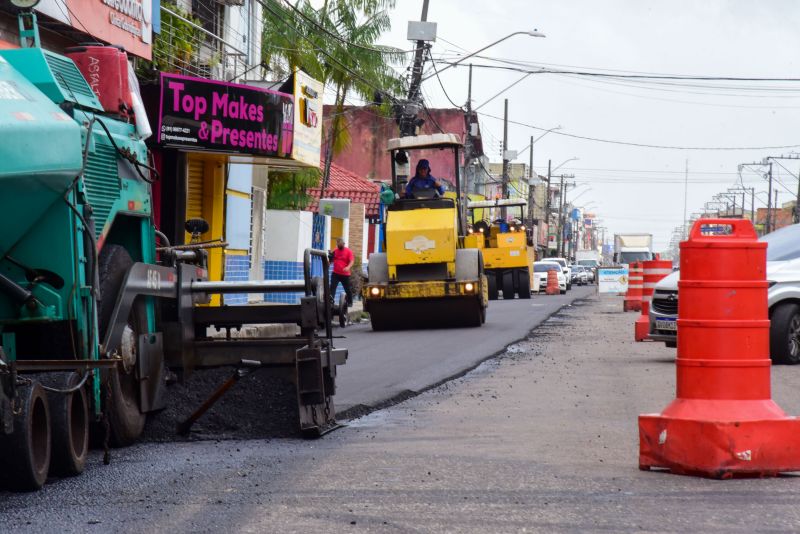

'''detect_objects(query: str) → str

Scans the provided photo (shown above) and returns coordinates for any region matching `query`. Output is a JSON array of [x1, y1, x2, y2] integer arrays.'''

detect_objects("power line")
[[432, 55, 800, 85], [480, 112, 800, 151], [426, 48, 464, 109]]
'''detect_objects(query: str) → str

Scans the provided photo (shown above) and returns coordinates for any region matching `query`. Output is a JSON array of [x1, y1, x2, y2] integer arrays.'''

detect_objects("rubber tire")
[[665, 341, 677, 349], [502, 271, 515, 300], [487, 273, 498, 300], [770, 302, 800, 364], [0, 382, 51, 491], [47, 373, 89, 477], [98, 244, 146, 447], [560, 289, 566, 295], [517, 269, 531, 299]]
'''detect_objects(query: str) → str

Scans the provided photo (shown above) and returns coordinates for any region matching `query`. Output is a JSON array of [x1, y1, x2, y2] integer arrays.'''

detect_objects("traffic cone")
[[546, 269, 560, 295], [623, 262, 643, 312], [639, 218, 800, 478], [635, 260, 673, 341]]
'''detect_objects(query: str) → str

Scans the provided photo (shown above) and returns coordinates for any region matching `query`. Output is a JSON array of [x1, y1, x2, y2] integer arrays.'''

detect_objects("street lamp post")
[[419, 29, 546, 83]]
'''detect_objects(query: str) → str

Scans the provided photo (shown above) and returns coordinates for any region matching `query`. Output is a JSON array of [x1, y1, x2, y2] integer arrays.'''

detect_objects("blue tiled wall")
[[224, 254, 250, 305], [263, 260, 347, 303], [264, 260, 305, 303]]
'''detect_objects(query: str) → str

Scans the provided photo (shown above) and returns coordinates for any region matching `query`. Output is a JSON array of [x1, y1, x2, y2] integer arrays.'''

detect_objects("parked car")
[[533, 261, 567, 294], [570, 265, 589, 285], [649, 223, 800, 363], [541, 258, 572, 290]]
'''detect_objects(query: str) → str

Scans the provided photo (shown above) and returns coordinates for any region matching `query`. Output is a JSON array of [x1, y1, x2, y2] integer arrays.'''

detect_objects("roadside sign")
[[598, 267, 628, 294], [548, 234, 557, 250]]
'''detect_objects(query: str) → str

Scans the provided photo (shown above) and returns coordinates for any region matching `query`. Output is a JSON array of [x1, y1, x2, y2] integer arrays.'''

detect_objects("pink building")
[[322, 106, 481, 185]]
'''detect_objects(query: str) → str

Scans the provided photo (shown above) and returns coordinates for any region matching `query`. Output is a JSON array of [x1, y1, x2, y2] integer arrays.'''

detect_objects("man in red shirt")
[[331, 238, 354, 308]]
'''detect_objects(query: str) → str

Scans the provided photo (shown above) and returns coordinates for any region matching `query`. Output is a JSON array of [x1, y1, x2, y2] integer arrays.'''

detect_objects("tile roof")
[[307, 162, 380, 217]]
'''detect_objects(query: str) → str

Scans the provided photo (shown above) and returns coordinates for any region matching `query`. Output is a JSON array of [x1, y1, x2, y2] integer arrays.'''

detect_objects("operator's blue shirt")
[[405, 175, 445, 198]]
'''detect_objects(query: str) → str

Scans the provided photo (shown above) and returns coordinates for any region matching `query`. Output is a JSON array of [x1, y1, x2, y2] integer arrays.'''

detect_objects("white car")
[[533, 261, 567, 294], [650, 223, 800, 363], [541, 258, 572, 290]]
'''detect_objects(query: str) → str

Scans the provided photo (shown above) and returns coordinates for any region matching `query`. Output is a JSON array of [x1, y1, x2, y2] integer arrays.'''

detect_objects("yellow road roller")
[[363, 134, 488, 330], [465, 199, 534, 300]]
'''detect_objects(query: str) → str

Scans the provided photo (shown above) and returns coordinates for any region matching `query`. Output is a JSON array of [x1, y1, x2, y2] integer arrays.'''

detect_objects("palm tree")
[[262, 0, 405, 194]]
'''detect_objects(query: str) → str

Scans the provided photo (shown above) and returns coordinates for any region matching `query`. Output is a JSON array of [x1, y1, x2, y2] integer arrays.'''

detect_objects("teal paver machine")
[[0, 10, 346, 491]]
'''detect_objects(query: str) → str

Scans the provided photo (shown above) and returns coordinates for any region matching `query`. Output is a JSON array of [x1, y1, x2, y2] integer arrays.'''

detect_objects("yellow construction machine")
[[362, 134, 488, 330], [465, 199, 534, 300]]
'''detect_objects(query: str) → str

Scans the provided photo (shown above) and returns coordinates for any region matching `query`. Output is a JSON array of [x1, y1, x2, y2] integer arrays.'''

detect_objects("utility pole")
[[400, 0, 430, 137], [464, 64, 474, 194], [527, 135, 534, 243], [501, 98, 509, 218], [557, 175, 576, 258], [545, 159, 552, 257], [767, 161, 773, 233], [774, 189, 780, 231], [557, 174, 565, 257]]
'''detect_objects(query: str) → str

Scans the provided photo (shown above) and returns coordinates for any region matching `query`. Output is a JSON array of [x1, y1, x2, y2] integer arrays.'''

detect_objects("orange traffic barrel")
[[546, 269, 560, 295], [623, 262, 643, 312], [638, 218, 800, 478], [635, 259, 672, 341]]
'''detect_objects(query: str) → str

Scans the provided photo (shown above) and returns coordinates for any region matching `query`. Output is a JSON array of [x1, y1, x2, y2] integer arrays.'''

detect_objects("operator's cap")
[[416, 159, 431, 170]]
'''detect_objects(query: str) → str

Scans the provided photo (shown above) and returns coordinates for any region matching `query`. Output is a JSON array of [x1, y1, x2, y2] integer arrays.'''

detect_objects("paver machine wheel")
[[0, 382, 51, 491], [44, 372, 89, 477]]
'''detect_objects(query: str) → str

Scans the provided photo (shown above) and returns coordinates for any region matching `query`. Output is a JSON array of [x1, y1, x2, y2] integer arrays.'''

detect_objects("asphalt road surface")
[[336, 285, 596, 415], [5, 290, 800, 533]]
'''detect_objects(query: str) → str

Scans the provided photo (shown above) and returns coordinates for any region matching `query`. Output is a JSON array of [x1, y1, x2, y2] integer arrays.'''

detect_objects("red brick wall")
[[349, 202, 366, 265]]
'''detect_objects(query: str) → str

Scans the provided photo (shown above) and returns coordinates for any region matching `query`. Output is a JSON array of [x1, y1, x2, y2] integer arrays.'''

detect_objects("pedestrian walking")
[[330, 238, 354, 307]]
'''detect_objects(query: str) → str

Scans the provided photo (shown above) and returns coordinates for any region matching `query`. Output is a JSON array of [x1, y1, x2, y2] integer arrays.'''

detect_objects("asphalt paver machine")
[[0, 11, 345, 491], [362, 134, 488, 330], [465, 199, 534, 300]]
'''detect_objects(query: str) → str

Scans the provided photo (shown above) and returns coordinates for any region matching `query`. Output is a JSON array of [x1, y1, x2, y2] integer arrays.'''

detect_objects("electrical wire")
[[479, 112, 800, 151], [432, 54, 800, 84], [426, 48, 464, 110]]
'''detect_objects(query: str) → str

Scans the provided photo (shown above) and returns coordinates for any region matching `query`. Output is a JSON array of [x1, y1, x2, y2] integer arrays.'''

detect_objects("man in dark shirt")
[[405, 159, 445, 198], [330, 238, 354, 308]]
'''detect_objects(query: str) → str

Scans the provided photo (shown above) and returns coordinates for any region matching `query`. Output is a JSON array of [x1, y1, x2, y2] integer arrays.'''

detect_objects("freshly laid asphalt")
[[334, 285, 597, 415]]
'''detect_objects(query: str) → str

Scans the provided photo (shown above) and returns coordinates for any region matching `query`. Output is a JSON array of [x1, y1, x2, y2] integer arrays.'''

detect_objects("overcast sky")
[[369, 0, 800, 250]]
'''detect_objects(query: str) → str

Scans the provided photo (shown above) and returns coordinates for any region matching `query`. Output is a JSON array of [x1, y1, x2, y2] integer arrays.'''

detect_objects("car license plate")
[[655, 318, 677, 331]]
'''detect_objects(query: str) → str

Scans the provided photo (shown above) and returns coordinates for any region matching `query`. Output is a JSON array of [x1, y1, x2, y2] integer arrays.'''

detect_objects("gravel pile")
[[140, 367, 300, 442]]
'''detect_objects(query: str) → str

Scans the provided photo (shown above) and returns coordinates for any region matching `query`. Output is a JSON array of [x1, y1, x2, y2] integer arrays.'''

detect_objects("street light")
[[570, 187, 592, 204], [552, 157, 579, 174], [517, 126, 562, 158], [420, 29, 546, 83]]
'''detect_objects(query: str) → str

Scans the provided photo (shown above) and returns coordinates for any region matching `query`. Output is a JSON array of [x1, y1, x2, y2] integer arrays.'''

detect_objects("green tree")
[[266, 167, 319, 210], [261, 0, 405, 193]]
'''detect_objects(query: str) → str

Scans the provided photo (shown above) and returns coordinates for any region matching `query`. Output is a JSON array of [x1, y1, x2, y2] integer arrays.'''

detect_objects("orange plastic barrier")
[[639, 218, 800, 478], [545, 269, 560, 295], [623, 262, 643, 312], [635, 259, 673, 341]]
